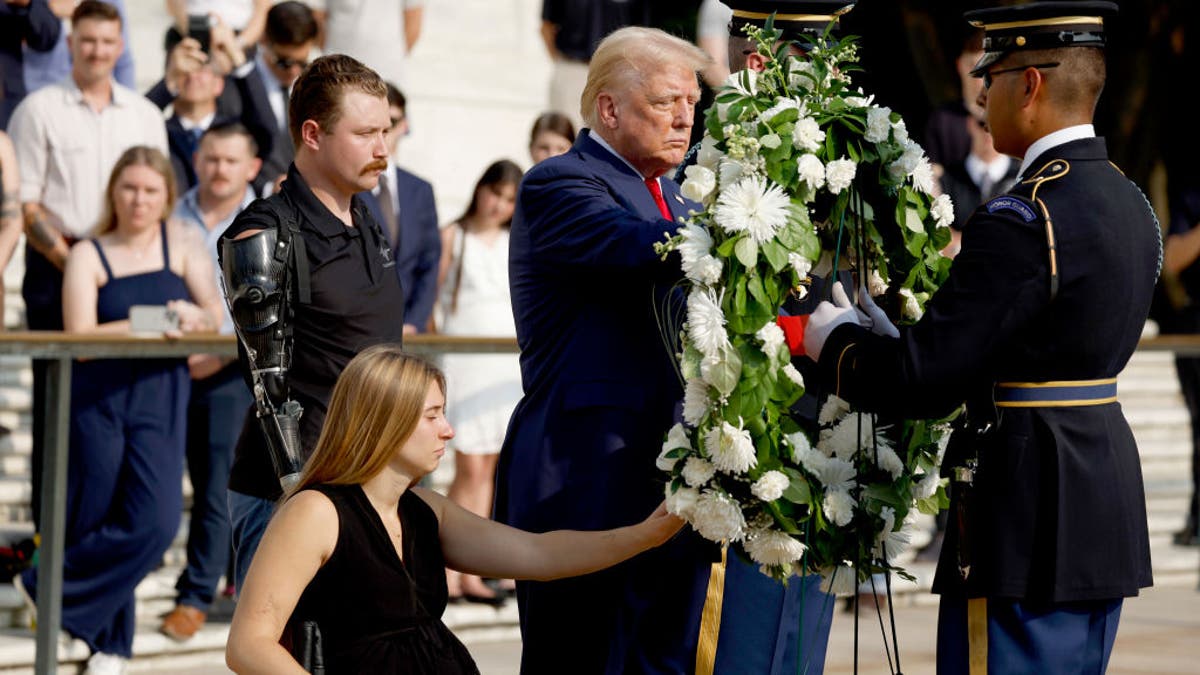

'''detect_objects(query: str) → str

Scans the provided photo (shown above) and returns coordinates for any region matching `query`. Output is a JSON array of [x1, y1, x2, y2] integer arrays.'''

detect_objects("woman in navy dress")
[[17, 146, 224, 672], [226, 345, 685, 674]]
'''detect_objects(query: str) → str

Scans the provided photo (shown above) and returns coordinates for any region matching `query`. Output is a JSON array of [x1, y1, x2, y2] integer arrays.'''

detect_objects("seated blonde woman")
[[226, 345, 683, 674]]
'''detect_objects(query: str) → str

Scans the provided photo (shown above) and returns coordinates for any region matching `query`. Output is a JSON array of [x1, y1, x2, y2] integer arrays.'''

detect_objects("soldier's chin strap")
[[221, 223, 308, 490]]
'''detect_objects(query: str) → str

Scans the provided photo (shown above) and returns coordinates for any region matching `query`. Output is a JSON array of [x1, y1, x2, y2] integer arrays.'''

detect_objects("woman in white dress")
[[436, 159, 524, 603]]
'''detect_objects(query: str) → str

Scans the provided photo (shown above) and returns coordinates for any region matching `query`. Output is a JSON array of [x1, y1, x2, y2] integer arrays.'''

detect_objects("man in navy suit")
[[497, 26, 714, 674], [359, 83, 439, 334]]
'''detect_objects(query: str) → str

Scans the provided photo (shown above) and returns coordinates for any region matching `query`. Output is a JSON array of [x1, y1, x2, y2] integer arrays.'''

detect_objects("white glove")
[[857, 284, 900, 338], [803, 281, 862, 361]]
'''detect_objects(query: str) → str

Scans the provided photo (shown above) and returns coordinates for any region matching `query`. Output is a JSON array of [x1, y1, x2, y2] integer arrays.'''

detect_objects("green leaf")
[[664, 446, 690, 458], [734, 236, 759, 268], [747, 274, 768, 306], [762, 239, 790, 273], [703, 345, 742, 397], [682, 342, 703, 380], [862, 483, 905, 508], [781, 468, 813, 505]]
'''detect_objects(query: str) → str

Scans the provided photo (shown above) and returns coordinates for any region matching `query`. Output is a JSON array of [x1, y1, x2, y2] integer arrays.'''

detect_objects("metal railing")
[[0, 332, 517, 675], [0, 330, 1195, 673]]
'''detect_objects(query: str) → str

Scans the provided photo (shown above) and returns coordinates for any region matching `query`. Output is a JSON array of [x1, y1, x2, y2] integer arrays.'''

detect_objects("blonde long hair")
[[95, 146, 177, 235], [289, 344, 446, 498]]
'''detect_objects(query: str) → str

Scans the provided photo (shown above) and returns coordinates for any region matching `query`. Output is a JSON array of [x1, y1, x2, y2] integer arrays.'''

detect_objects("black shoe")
[[1173, 528, 1199, 547], [462, 591, 508, 608]]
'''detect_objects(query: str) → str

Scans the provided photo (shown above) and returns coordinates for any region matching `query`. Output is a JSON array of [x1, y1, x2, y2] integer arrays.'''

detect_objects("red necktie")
[[645, 178, 672, 221]]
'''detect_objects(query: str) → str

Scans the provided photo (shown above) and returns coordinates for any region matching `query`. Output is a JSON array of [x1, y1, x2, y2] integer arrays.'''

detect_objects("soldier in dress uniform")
[[802, 2, 1158, 673]]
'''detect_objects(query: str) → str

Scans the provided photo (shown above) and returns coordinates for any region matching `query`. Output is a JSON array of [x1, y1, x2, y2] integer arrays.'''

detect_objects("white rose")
[[796, 153, 825, 191], [682, 456, 716, 487], [680, 164, 717, 203], [750, 470, 790, 502], [931, 193, 955, 229], [825, 158, 857, 193], [888, 140, 923, 179], [864, 106, 892, 144]]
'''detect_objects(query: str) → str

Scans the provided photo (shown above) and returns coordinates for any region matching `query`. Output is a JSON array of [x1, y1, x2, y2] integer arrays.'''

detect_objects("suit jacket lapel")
[[576, 131, 664, 222]]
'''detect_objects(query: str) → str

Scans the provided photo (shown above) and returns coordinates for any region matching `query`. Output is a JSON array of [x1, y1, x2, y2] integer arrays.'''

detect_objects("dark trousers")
[[515, 532, 711, 675], [23, 244, 64, 530], [175, 363, 252, 609], [1175, 354, 1200, 532], [936, 593, 1122, 675]]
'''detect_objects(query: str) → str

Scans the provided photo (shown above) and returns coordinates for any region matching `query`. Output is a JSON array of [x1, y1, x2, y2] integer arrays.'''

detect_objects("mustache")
[[361, 160, 389, 175]]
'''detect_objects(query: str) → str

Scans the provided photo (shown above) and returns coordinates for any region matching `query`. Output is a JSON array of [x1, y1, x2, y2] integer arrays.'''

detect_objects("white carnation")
[[755, 320, 786, 360], [751, 470, 789, 502], [782, 362, 805, 388], [888, 140, 923, 179], [892, 119, 910, 145], [818, 395, 850, 425], [785, 431, 814, 465], [686, 288, 728, 358], [690, 490, 746, 542], [714, 176, 792, 244], [697, 136, 723, 170], [823, 486, 857, 527], [705, 420, 758, 474], [686, 255, 723, 285], [682, 378, 711, 426], [864, 106, 892, 144], [788, 252, 812, 279], [794, 442, 827, 478], [758, 97, 799, 123], [825, 158, 857, 194], [796, 153, 825, 191], [792, 116, 826, 152], [898, 287, 923, 321], [820, 565, 859, 596], [912, 473, 941, 500], [665, 485, 700, 517], [874, 443, 905, 480], [745, 529, 807, 567], [931, 193, 955, 229], [911, 157, 935, 194], [680, 164, 718, 203], [682, 456, 717, 487]]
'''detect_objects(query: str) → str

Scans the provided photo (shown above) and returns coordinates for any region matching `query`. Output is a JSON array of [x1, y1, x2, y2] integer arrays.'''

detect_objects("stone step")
[[0, 391, 28, 418], [0, 432, 31, 458]]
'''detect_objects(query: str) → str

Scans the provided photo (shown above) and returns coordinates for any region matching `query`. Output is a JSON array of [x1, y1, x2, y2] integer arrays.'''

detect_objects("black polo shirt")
[[222, 164, 405, 500]]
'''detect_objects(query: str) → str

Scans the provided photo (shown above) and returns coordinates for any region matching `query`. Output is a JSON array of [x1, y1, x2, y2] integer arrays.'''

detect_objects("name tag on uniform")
[[985, 196, 1036, 222]]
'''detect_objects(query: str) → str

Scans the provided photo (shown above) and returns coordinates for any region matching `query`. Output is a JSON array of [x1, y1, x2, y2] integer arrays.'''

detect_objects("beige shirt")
[[9, 78, 168, 238]]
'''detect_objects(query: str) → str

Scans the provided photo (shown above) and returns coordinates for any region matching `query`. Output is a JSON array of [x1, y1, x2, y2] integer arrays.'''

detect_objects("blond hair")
[[580, 26, 711, 129], [96, 146, 177, 235], [290, 345, 446, 497]]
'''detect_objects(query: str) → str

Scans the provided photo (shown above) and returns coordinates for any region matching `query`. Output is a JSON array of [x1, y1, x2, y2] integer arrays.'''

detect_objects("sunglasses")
[[268, 50, 309, 70], [982, 62, 1059, 89]]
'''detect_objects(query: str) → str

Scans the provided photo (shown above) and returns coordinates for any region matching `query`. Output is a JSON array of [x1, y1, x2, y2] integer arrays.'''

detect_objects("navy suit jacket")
[[359, 166, 440, 330], [231, 64, 292, 191], [497, 130, 694, 532]]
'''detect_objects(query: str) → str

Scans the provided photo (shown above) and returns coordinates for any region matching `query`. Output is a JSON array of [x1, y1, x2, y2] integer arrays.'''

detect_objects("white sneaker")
[[84, 652, 128, 675]]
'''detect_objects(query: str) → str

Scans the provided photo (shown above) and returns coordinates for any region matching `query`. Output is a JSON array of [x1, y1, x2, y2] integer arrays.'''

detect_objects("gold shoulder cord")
[[1021, 160, 1071, 301]]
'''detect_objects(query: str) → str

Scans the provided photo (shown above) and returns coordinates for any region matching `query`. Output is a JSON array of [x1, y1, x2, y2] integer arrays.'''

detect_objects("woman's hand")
[[167, 299, 213, 336], [636, 501, 685, 549]]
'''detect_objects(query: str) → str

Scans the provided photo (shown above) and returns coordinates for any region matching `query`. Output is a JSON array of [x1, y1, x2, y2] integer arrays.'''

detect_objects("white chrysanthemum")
[[911, 157, 935, 194], [665, 485, 700, 517], [912, 473, 942, 500], [794, 443, 827, 478], [819, 412, 875, 461], [864, 106, 892, 143], [704, 420, 758, 474], [726, 69, 758, 96], [686, 288, 728, 358], [745, 529, 807, 567], [796, 153, 825, 191], [785, 431, 814, 465], [874, 443, 905, 479], [697, 136, 723, 170], [788, 252, 812, 280], [758, 97, 800, 124], [682, 456, 716, 487], [682, 378, 711, 427], [888, 140, 924, 179], [931, 193, 955, 229], [814, 456, 856, 491], [825, 158, 857, 193], [782, 362, 805, 388], [751, 470, 789, 502], [685, 255, 723, 285], [714, 176, 792, 244], [844, 92, 874, 109], [898, 287, 923, 321], [690, 490, 746, 542], [792, 116, 825, 152], [892, 119, 910, 145], [756, 320, 786, 359], [677, 223, 714, 266], [823, 487, 857, 527], [874, 508, 915, 563], [818, 395, 851, 425], [681, 164, 718, 203], [820, 565, 859, 596], [866, 268, 887, 297]]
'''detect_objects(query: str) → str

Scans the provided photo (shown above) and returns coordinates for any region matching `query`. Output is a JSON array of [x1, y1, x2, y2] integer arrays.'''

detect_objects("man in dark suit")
[[359, 83, 439, 334], [497, 25, 713, 675], [804, 2, 1157, 672], [164, 60, 233, 194]]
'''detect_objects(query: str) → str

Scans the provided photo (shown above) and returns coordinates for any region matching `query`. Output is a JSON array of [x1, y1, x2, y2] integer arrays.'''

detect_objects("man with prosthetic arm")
[[800, 3, 1159, 673]]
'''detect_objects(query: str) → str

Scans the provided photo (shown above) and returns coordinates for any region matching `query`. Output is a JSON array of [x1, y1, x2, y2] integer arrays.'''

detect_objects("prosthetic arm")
[[221, 228, 305, 490]]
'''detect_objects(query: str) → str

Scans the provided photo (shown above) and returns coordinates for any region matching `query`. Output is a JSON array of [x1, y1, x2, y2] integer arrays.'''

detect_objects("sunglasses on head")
[[982, 62, 1059, 89]]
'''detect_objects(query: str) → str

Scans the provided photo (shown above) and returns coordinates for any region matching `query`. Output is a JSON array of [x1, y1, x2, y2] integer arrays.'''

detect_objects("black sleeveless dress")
[[291, 484, 480, 674]]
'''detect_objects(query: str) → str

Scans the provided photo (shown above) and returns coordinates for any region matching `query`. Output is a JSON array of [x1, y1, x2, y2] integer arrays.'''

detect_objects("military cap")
[[723, 1, 855, 42], [964, 1, 1118, 76]]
